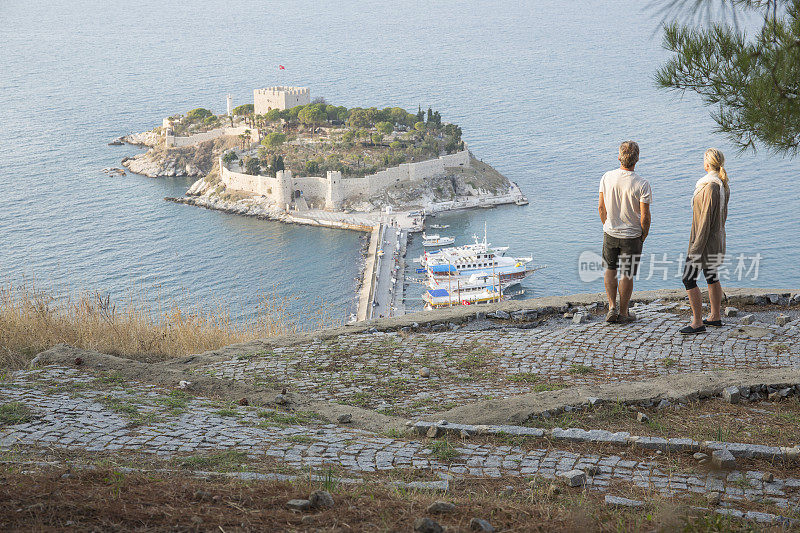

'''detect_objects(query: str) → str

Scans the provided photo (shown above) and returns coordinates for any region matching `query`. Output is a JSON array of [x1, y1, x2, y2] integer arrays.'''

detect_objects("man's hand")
[[599, 193, 607, 225], [640, 201, 651, 243]]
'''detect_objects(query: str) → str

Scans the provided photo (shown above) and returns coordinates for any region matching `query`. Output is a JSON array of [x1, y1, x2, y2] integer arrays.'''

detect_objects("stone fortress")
[[253, 86, 310, 114]]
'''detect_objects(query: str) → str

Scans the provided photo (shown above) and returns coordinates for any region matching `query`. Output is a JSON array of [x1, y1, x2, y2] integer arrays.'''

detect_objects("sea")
[[1, 0, 797, 323]]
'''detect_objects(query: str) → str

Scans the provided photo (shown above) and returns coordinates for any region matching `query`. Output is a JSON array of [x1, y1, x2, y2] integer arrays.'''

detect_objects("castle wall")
[[165, 125, 259, 148], [218, 149, 471, 212]]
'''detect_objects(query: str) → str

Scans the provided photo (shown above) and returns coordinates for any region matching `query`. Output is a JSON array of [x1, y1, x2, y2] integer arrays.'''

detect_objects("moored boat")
[[422, 233, 455, 247]]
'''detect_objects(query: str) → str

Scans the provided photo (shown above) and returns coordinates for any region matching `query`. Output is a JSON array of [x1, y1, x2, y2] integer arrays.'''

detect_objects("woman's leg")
[[682, 259, 704, 329], [707, 280, 723, 322], [687, 287, 704, 328]]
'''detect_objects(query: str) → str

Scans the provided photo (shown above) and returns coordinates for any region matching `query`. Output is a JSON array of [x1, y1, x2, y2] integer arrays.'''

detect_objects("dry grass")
[[0, 281, 337, 370], [0, 467, 780, 532]]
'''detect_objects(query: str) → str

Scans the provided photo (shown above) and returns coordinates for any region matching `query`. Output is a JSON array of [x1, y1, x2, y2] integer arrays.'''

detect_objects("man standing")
[[598, 141, 651, 323]]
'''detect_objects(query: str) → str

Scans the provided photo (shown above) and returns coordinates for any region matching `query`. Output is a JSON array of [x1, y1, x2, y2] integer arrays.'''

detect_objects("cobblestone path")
[[196, 302, 800, 416], [2, 366, 799, 517]]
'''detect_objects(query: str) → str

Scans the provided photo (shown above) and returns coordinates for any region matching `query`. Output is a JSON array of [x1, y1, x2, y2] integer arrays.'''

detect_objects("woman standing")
[[680, 148, 730, 335]]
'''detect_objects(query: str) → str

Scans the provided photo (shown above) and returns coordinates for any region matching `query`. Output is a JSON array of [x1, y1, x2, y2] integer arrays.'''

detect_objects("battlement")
[[254, 86, 311, 113]]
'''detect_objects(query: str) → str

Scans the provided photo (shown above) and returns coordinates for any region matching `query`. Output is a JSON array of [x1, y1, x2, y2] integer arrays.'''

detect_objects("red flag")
[[278, 65, 285, 70]]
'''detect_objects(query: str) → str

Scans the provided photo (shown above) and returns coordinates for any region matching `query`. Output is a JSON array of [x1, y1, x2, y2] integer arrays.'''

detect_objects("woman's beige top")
[[688, 176, 729, 269]]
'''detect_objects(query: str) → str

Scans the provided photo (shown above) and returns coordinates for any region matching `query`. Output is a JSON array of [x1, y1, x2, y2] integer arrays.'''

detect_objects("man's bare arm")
[[640, 201, 651, 242], [599, 193, 607, 225]]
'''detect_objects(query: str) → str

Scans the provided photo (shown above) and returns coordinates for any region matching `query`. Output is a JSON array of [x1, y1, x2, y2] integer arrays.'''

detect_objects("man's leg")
[[619, 275, 633, 316], [604, 269, 618, 310]]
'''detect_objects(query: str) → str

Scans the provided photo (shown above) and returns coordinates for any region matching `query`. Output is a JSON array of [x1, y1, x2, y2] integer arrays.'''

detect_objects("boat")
[[430, 224, 450, 229], [421, 228, 533, 286], [423, 285, 504, 309], [422, 233, 455, 247], [515, 196, 529, 206]]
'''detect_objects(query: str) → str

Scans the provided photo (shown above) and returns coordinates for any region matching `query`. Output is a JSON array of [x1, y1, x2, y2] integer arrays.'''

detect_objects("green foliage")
[[262, 132, 287, 148], [371, 133, 383, 144], [390, 140, 402, 149], [305, 160, 320, 175], [341, 130, 356, 143], [0, 402, 34, 426], [376, 121, 394, 135], [264, 108, 283, 122], [298, 104, 327, 126], [429, 439, 460, 463], [223, 151, 238, 164], [347, 107, 380, 128], [244, 157, 261, 175], [656, 1, 800, 154], [414, 121, 426, 132], [186, 108, 213, 120], [231, 103, 254, 116]]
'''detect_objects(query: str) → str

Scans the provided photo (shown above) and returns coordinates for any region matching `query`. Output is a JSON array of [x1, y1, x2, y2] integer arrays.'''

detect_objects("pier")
[[356, 211, 420, 321]]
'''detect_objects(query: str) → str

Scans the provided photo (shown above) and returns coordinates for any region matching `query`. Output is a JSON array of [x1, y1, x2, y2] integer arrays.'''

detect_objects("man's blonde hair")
[[619, 141, 639, 168]]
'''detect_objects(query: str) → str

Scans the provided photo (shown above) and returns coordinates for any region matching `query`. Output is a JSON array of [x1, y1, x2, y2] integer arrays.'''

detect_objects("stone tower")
[[226, 94, 233, 116], [274, 169, 294, 211], [325, 171, 343, 211]]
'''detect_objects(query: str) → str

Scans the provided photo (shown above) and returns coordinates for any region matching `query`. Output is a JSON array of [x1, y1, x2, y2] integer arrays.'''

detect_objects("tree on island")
[[656, 0, 800, 155], [298, 105, 327, 133], [232, 104, 254, 116], [244, 156, 261, 175], [186, 108, 213, 121], [262, 132, 287, 148], [376, 121, 394, 135]]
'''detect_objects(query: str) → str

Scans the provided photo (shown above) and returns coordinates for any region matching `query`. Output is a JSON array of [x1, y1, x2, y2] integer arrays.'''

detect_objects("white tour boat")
[[422, 233, 455, 247]]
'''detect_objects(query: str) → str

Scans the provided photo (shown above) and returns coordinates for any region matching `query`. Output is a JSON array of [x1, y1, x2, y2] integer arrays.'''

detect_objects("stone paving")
[[2, 366, 799, 517], [195, 302, 800, 416]]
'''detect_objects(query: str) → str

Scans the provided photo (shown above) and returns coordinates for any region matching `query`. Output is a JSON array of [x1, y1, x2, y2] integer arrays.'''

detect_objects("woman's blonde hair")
[[704, 148, 729, 191]]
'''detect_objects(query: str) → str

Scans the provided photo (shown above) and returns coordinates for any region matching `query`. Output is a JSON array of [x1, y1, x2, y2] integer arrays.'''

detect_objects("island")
[[121, 86, 527, 227], [118, 87, 529, 320]]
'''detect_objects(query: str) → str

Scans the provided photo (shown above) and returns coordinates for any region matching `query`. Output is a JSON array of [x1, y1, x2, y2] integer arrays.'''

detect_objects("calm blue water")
[[1, 1, 797, 323]]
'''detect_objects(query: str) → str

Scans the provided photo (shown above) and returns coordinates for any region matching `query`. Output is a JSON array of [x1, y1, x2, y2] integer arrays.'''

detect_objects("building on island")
[[254, 86, 310, 114]]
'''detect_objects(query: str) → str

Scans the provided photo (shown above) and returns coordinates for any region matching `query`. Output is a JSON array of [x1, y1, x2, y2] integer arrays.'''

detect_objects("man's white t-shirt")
[[599, 168, 652, 239]]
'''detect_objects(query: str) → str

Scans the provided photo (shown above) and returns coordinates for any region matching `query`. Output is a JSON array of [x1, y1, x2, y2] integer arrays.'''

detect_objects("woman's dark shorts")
[[682, 256, 720, 290], [602, 233, 643, 277]]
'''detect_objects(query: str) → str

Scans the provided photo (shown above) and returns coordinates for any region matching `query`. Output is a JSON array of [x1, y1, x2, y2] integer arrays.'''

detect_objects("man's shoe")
[[618, 312, 637, 324], [703, 318, 723, 327], [605, 307, 619, 323], [680, 325, 706, 335]]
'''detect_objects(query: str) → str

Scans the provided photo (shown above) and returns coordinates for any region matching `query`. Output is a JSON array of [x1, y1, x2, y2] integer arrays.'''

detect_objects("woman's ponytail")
[[705, 148, 729, 193]]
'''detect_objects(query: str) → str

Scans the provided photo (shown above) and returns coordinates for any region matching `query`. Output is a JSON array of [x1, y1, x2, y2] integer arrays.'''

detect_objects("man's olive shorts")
[[602, 233, 643, 277]]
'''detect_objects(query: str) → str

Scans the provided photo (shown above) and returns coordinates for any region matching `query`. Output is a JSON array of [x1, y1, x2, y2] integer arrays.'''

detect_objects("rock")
[[724, 307, 738, 317], [337, 414, 352, 424], [587, 397, 602, 407], [637, 412, 649, 423], [309, 490, 334, 509], [739, 314, 754, 325], [546, 483, 561, 497], [722, 386, 740, 404], [604, 495, 645, 508], [791, 294, 800, 306], [495, 310, 510, 320], [657, 399, 671, 410], [238, 397, 249, 406], [693, 452, 708, 462], [585, 465, 601, 476], [572, 313, 586, 324], [413, 517, 443, 533], [500, 485, 515, 497], [426, 425, 443, 438], [475, 312, 486, 320], [426, 501, 456, 514], [178, 380, 192, 390], [762, 472, 774, 483], [287, 499, 312, 511], [437, 420, 448, 426], [705, 491, 721, 505], [559, 469, 586, 487], [74, 357, 84, 366], [460, 429, 471, 439], [776, 315, 790, 326], [419, 367, 431, 378], [712, 449, 736, 469], [470, 518, 495, 532], [274, 394, 288, 405], [563, 312, 574, 319]]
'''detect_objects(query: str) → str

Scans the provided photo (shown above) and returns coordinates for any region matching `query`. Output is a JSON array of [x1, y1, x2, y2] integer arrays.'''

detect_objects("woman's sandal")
[[703, 319, 723, 327], [680, 325, 706, 335]]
